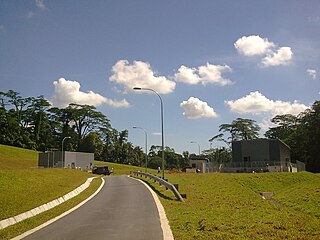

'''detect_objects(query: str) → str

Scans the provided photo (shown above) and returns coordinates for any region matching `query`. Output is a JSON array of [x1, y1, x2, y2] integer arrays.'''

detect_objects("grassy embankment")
[[94, 160, 158, 176], [0, 144, 102, 239], [2, 144, 319, 239], [136, 171, 320, 240], [0, 144, 156, 239]]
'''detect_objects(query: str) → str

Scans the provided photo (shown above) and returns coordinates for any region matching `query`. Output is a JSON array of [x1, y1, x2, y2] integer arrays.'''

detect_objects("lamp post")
[[133, 87, 165, 179], [190, 141, 201, 155], [133, 126, 148, 172], [62, 136, 71, 168]]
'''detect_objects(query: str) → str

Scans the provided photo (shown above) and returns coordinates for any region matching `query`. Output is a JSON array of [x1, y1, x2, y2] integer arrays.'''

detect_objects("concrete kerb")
[[12, 177, 105, 240], [129, 175, 175, 240], [0, 176, 98, 231]]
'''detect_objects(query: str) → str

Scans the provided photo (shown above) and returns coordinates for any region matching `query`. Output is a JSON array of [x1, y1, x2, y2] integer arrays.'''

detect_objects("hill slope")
[[0, 144, 38, 169]]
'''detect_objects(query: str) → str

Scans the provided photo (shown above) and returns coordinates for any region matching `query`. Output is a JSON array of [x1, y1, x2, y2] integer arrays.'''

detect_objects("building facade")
[[38, 151, 94, 170], [228, 139, 292, 173]]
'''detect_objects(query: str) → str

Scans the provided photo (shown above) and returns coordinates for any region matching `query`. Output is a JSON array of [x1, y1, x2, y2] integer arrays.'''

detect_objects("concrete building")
[[189, 159, 209, 173], [38, 151, 94, 170], [225, 139, 297, 173]]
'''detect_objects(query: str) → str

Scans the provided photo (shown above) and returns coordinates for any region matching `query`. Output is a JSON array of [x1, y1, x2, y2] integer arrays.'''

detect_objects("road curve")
[[22, 175, 163, 240]]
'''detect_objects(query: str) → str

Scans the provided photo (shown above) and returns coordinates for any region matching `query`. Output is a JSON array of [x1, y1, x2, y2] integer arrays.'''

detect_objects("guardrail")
[[131, 170, 185, 202]]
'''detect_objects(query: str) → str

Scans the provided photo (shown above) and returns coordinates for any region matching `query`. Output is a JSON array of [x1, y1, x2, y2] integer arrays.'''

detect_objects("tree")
[[79, 132, 104, 159], [65, 104, 110, 150], [211, 118, 260, 146], [265, 114, 298, 140], [298, 101, 320, 172], [202, 147, 231, 164], [264, 101, 320, 172]]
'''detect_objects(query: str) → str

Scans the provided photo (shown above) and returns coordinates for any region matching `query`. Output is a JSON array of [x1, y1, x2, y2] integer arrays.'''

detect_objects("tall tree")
[[211, 118, 260, 145], [298, 101, 320, 172], [66, 104, 110, 150]]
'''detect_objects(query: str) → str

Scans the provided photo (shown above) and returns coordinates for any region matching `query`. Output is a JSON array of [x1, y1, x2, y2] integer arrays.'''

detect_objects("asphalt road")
[[23, 175, 163, 240]]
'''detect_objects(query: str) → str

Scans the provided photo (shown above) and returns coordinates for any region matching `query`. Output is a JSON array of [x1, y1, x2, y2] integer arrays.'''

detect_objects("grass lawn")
[[0, 144, 38, 169], [0, 144, 101, 239], [0, 177, 102, 240], [94, 160, 158, 176], [135, 172, 320, 240], [0, 168, 96, 220]]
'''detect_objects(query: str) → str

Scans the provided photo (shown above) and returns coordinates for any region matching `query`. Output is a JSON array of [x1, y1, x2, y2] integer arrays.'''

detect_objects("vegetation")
[[0, 168, 95, 220], [0, 90, 186, 169], [136, 172, 320, 240], [0, 144, 102, 239], [1, 89, 319, 172], [265, 101, 320, 172], [214, 118, 261, 144], [94, 160, 158, 176], [0, 144, 38, 169], [0, 178, 102, 240]]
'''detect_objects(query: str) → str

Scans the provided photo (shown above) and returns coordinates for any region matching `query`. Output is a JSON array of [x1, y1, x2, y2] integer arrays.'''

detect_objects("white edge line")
[[11, 177, 105, 240], [129, 175, 174, 240]]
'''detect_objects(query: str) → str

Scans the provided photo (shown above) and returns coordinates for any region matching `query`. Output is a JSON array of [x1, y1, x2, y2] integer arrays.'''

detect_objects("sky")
[[0, 0, 319, 154]]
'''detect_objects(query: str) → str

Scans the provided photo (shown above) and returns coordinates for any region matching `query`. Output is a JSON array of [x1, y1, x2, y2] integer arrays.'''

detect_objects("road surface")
[[23, 175, 163, 240]]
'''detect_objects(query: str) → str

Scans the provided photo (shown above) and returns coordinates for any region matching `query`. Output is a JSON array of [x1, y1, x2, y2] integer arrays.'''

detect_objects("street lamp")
[[133, 87, 165, 179], [133, 126, 148, 173], [62, 136, 71, 168], [190, 141, 201, 155]]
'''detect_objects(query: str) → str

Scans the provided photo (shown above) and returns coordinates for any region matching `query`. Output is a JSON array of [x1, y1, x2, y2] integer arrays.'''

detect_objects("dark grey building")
[[230, 139, 292, 172]]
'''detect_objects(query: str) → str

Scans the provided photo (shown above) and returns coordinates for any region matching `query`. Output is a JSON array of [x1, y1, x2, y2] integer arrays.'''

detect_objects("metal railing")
[[131, 170, 184, 202]]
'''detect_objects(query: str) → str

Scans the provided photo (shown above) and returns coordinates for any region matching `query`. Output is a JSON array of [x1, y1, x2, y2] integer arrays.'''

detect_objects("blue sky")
[[0, 0, 319, 154]]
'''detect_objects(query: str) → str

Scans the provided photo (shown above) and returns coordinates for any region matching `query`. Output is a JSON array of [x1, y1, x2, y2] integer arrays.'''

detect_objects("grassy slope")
[[0, 144, 96, 220], [94, 160, 158, 176], [0, 144, 38, 169], [137, 172, 320, 240], [2, 144, 319, 239]]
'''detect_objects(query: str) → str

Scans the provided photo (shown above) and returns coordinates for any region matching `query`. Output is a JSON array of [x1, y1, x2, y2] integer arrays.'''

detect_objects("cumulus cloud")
[[180, 97, 218, 119], [109, 60, 176, 94], [307, 69, 317, 79], [234, 35, 275, 56], [235, 35, 293, 67], [35, 0, 47, 10], [261, 47, 293, 67], [174, 63, 233, 86], [225, 91, 308, 116], [51, 78, 130, 108]]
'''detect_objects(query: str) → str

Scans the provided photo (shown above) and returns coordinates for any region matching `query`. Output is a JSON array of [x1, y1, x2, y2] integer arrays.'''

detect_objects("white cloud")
[[27, 11, 34, 18], [307, 69, 317, 79], [261, 47, 293, 67], [225, 91, 308, 116], [35, 0, 47, 10], [51, 78, 129, 108], [180, 97, 218, 119], [259, 118, 278, 132], [235, 35, 293, 67], [174, 63, 233, 86], [109, 60, 176, 94], [234, 35, 275, 56]]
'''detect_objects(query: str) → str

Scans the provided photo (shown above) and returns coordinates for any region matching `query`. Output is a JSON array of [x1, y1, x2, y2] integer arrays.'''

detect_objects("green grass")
[[0, 177, 102, 240], [94, 160, 158, 176], [3, 144, 319, 239], [0, 168, 96, 220], [0, 144, 38, 169], [135, 172, 320, 240], [0, 144, 101, 239]]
